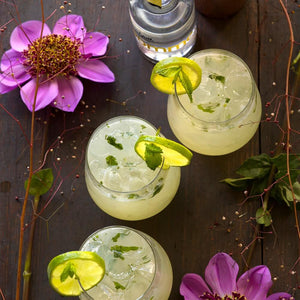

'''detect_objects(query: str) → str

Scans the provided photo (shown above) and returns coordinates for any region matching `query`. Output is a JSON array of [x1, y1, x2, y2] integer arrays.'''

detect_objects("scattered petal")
[[53, 14, 86, 41], [80, 32, 109, 56], [52, 76, 83, 112], [267, 292, 292, 300], [20, 77, 58, 111], [77, 59, 115, 82], [180, 273, 210, 300], [205, 253, 238, 297], [10, 20, 51, 52]]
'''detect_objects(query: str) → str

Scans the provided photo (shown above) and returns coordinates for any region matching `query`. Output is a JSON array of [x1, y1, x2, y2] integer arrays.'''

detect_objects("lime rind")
[[47, 251, 105, 296], [135, 135, 193, 168]]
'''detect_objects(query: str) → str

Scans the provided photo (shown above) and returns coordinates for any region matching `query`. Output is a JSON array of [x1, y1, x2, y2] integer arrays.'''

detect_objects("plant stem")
[[22, 195, 40, 300]]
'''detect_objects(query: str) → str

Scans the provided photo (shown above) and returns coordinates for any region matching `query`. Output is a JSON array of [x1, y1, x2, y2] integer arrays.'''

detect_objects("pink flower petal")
[[52, 76, 83, 112], [10, 20, 51, 52], [20, 77, 58, 111], [1, 49, 24, 71], [53, 14, 86, 41], [267, 292, 292, 300], [180, 273, 211, 300], [205, 253, 238, 297], [0, 81, 17, 94], [77, 59, 114, 82], [0, 63, 31, 87], [80, 32, 109, 56], [237, 265, 272, 300]]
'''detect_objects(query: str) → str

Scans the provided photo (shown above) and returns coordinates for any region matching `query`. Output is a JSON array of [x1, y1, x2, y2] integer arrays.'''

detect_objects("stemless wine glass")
[[79, 225, 173, 300], [85, 115, 181, 220], [167, 49, 262, 155]]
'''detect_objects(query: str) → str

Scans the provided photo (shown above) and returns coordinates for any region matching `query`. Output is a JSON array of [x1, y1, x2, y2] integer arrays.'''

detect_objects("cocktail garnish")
[[105, 135, 123, 150]]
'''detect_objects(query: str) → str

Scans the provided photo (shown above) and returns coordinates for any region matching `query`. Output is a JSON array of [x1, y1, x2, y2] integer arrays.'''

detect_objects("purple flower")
[[0, 14, 114, 112], [180, 252, 293, 300]]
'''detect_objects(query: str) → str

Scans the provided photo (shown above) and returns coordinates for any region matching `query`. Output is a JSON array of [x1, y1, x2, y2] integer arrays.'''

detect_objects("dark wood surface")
[[0, 0, 299, 299]]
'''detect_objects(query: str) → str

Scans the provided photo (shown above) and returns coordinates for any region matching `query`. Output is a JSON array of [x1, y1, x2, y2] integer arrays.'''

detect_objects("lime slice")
[[47, 251, 105, 296], [135, 135, 193, 169], [150, 57, 202, 97]]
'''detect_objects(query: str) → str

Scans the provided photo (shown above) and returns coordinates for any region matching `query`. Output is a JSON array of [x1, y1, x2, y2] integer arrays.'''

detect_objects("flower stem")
[[22, 195, 40, 300]]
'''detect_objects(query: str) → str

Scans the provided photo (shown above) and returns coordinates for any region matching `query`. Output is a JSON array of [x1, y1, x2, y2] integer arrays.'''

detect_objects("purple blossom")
[[180, 252, 293, 300], [0, 14, 114, 112]]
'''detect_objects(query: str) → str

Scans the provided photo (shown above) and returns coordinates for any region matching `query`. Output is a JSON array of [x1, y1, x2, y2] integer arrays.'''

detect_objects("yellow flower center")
[[23, 34, 82, 78]]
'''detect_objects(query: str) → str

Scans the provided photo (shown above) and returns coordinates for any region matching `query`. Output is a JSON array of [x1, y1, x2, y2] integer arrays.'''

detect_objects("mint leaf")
[[209, 73, 225, 84], [106, 155, 118, 166], [113, 281, 126, 290], [24, 168, 53, 196], [256, 207, 272, 226], [60, 262, 76, 283], [220, 177, 253, 191], [111, 245, 139, 260], [197, 103, 220, 113], [144, 143, 163, 170], [178, 70, 193, 102], [236, 153, 272, 179], [105, 135, 123, 150], [156, 66, 181, 78]]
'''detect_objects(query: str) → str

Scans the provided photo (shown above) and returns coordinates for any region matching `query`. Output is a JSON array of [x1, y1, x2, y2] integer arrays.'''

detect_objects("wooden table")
[[0, 0, 299, 299]]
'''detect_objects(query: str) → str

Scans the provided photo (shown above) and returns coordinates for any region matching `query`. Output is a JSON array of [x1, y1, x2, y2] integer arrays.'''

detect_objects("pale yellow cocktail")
[[85, 116, 181, 220], [167, 49, 262, 155]]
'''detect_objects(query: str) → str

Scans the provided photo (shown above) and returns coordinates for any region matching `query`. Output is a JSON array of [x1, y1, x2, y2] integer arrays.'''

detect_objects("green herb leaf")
[[209, 73, 225, 84], [220, 177, 253, 191], [105, 135, 123, 150], [24, 168, 53, 196], [144, 143, 163, 170], [113, 281, 126, 290], [110, 245, 139, 260], [156, 66, 181, 78], [197, 103, 220, 113], [256, 207, 272, 226], [236, 154, 272, 179], [112, 233, 121, 242], [106, 155, 118, 166], [178, 70, 194, 102], [128, 193, 139, 199], [60, 262, 76, 283]]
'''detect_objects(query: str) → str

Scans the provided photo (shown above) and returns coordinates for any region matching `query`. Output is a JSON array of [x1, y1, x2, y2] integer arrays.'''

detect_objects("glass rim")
[[174, 48, 257, 125], [79, 225, 158, 299], [85, 115, 166, 195]]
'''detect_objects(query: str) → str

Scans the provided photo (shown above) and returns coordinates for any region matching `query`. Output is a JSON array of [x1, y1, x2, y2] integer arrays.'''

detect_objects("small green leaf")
[[105, 135, 123, 150], [178, 70, 194, 102], [24, 168, 53, 196], [220, 177, 253, 191], [209, 73, 225, 84], [144, 143, 163, 170], [249, 175, 270, 196], [113, 281, 126, 290], [256, 207, 272, 226], [197, 103, 220, 113], [111, 245, 139, 260], [236, 153, 272, 179], [156, 66, 181, 78], [60, 262, 76, 283], [106, 155, 118, 166]]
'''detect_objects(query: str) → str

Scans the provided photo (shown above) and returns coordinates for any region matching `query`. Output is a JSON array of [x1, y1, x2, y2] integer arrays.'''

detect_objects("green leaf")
[[208, 73, 225, 84], [220, 177, 253, 191], [249, 175, 270, 196], [197, 103, 220, 113], [236, 153, 272, 179], [256, 207, 272, 226], [105, 135, 123, 150], [106, 155, 118, 166], [271, 153, 300, 183], [113, 281, 126, 290], [24, 168, 53, 196], [178, 70, 194, 102], [156, 66, 181, 78], [60, 262, 76, 283], [144, 143, 163, 170]]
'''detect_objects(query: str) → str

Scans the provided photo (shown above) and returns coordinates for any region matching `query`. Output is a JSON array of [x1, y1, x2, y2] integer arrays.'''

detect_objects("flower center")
[[23, 34, 82, 78], [200, 291, 247, 300]]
